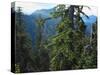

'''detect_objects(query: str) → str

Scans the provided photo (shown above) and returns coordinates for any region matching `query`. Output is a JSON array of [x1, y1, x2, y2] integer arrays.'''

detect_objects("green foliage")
[[33, 16, 50, 71], [15, 7, 35, 72], [51, 4, 66, 18], [15, 64, 20, 73], [47, 5, 97, 70], [14, 5, 97, 73]]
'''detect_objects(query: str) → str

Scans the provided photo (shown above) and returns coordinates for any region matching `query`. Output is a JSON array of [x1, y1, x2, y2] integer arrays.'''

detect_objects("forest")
[[11, 4, 97, 73]]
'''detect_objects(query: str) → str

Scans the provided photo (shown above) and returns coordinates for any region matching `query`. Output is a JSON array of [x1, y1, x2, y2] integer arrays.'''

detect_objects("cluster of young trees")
[[12, 4, 97, 73]]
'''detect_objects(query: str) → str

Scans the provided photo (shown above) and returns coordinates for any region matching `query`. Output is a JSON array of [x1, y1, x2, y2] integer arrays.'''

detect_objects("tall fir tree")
[[15, 7, 35, 72], [34, 15, 50, 71], [47, 4, 97, 70]]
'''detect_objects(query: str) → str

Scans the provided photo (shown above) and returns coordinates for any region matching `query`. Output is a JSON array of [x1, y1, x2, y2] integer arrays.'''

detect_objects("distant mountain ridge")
[[82, 15, 97, 25], [23, 8, 97, 46], [82, 15, 97, 35], [30, 8, 54, 19], [23, 8, 60, 46]]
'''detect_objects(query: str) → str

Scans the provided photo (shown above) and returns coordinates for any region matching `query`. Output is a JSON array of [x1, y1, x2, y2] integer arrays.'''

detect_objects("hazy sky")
[[15, 2, 57, 15], [15, 1, 97, 16]]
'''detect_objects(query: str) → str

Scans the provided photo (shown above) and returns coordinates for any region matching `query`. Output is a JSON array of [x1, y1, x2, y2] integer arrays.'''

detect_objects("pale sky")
[[82, 6, 97, 16], [15, 1, 97, 16], [15, 2, 57, 15]]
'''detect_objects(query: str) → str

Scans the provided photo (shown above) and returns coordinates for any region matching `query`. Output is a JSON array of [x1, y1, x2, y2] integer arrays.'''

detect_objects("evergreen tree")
[[47, 4, 97, 70], [15, 7, 34, 73], [48, 5, 75, 70], [34, 15, 50, 71]]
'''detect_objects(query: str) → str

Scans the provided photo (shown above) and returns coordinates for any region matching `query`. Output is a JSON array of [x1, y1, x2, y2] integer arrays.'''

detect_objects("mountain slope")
[[23, 9, 97, 46], [82, 15, 97, 35]]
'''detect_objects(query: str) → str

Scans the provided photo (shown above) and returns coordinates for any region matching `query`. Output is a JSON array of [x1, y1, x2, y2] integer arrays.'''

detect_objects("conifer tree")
[[47, 4, 96, 70], [15, 7, 34, 72], [35, 15, 50, 71], [48, 5, 75, 70]]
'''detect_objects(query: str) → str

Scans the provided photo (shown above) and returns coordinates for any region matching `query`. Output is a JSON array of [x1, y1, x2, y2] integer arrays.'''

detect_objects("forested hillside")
[[11, 4, 97, 73]]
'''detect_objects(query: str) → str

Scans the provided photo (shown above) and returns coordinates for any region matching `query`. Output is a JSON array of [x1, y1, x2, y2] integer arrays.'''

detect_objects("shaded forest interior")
[[11, 4, 97, 73]]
